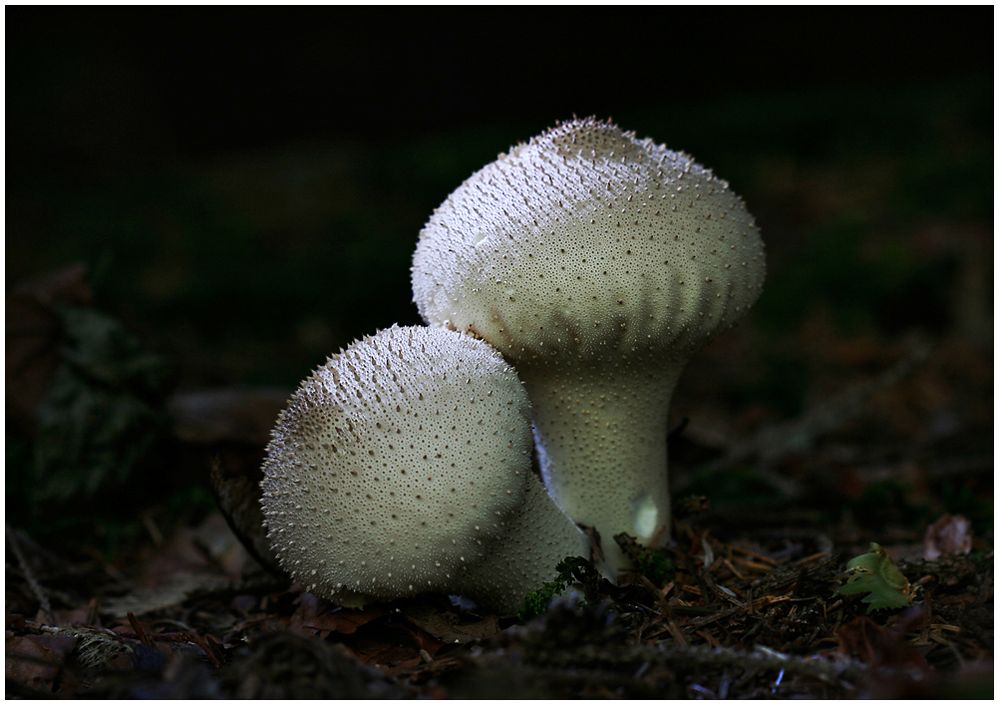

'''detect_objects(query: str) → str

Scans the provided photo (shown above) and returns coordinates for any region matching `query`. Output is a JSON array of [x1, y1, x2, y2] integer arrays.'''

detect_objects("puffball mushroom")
[[412, 118, 766, 573], [260, 325, 589, 613]]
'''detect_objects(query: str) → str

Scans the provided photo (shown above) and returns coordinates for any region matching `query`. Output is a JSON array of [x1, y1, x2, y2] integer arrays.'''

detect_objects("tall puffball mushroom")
[[412, 118, 766, 573], [260, 325, 589, 613]]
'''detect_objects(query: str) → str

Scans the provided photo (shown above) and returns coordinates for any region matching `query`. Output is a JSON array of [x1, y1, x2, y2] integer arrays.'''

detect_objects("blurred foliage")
[[755, 218, 918, 334], [937, 481, 994, 534], [736, 351, 810, 416], [677, 466, 788, 512], [852, 479, 932, 531], [8, 306, 173, 531]]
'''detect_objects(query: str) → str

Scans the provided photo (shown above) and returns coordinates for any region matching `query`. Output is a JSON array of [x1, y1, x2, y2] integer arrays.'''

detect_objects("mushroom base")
[[457, 471, 592, 613]]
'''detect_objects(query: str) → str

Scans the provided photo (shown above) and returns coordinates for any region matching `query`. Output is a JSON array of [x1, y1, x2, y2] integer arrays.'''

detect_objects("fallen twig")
[[7, 523, 54, 622], [693, 340, 932, 493], [533, 641, 866, 688]]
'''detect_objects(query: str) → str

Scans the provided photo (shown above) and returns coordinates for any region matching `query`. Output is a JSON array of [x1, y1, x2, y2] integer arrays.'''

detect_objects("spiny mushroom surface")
[[260, 325, 589, 613], [412, 118, 766, 573]]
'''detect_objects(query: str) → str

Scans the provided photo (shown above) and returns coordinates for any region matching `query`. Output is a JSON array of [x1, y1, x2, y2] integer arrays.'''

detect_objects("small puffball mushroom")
[[412, 118, 766, 573], [260, 325, 589, 613]]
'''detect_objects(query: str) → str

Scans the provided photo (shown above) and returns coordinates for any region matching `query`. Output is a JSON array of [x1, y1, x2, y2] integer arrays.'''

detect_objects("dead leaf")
[[209, 456, 281, 573], [835, 615, 928, 672], [127, 512, 252, 591], [403, 605, 501, 645], [398, 623, 446, 657], [5, 633, 77, 692], [168, 388, 288, 445], [101, 574, 229, 618], [288, 593, 385, 638], [97, 513, 251, 619], [923, 514, 973, 560], [347, 635, 422, 671]]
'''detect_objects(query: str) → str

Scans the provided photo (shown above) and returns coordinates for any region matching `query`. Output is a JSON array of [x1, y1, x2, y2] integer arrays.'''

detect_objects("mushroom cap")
[[412, 117, 766, 366], [260, 325, 534, 603]]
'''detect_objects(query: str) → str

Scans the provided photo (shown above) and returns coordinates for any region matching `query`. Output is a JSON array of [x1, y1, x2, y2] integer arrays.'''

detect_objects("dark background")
[[6, 8, 993, 535]]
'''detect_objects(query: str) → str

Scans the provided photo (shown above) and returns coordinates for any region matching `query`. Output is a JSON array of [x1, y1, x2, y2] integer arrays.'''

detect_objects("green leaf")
[[837, 542, 912, 612]]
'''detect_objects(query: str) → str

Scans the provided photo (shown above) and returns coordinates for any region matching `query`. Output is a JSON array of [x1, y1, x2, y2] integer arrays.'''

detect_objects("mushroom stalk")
[[519, 364, 681, 573], [458, 467, 592, 610]]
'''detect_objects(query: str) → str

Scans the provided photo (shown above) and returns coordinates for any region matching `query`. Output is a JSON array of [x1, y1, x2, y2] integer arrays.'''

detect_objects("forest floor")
[[6, 272, 993, 698]]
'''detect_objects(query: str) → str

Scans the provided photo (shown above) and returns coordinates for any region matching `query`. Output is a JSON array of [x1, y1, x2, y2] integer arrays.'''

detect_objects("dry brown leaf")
[[5, 633, 77, 693], [835, 615, 928, 672], [923, 514, 973, 560], [168, 388, 288, 446], [101, 574, 229, 618], [209, 456, 281, 573], [348, 636, 422, 671], [403, 605, 501, 645], [287, 593, 385, 638]]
